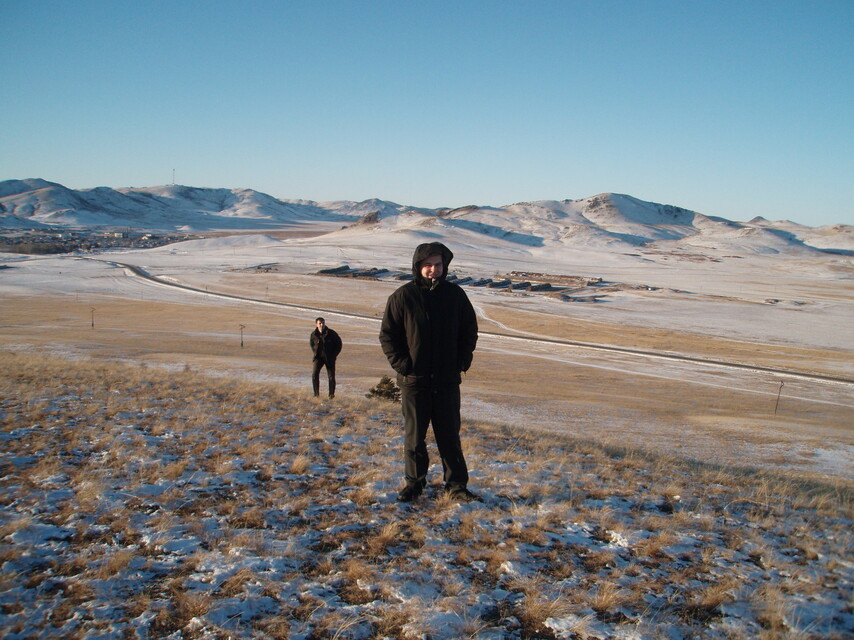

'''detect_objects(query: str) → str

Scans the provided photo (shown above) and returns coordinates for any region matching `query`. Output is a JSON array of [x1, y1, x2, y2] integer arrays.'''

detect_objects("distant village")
[[316, 264, 600, 291], [308, 264, 623, 303], [0, 228, 195, 254]]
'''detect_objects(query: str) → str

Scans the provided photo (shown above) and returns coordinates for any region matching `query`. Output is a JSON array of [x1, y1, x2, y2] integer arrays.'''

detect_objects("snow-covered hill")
[[323, 193, 852, 256], [1, 179, 851, 254], [0, 179, 367, 232]]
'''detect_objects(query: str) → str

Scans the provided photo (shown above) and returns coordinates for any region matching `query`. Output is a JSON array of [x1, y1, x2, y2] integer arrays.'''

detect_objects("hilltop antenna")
[[172, 169, 175, 185]]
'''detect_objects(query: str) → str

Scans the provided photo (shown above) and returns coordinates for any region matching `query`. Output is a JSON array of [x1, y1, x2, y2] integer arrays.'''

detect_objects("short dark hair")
[[315, 317, 325, 323]]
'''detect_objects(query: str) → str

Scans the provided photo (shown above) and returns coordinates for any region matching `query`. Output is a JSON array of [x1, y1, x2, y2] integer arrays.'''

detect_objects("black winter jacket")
[[310, 328, 342, 362], [379, 242, 478, 388]]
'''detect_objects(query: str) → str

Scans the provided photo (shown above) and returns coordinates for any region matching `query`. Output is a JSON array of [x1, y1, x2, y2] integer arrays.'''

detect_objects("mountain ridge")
[[1, 179, 852, 253]]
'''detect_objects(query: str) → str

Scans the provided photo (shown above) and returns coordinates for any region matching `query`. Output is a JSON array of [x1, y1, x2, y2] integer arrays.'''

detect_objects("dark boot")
[[397, 484, 424, 502], [445, 486, 480, 502]]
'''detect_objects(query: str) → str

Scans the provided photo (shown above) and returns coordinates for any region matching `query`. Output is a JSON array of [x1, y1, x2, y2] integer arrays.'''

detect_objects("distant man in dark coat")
[[310, 317, 342, 398], [379, 242, 479, 502]]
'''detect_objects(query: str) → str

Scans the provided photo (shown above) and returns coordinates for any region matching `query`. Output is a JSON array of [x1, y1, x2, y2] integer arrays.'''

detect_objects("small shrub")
[[366, 375, 400, 403]]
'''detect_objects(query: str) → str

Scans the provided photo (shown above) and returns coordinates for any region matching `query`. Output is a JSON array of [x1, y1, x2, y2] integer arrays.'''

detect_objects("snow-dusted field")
[[1, 353, 851, 640]]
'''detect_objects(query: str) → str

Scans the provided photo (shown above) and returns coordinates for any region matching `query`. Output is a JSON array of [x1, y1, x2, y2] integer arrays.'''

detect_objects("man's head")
[[315, 317, 326, 331], [411, 242, 453, 286]]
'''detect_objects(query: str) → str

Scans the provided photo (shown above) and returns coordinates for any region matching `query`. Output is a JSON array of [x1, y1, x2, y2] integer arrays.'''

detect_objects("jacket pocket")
[[398, 374, 427, 388]]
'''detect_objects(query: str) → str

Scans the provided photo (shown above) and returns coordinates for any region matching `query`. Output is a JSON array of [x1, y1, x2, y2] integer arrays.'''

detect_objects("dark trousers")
[[400, 383, 468, 491], [312, 358, 336, 397]]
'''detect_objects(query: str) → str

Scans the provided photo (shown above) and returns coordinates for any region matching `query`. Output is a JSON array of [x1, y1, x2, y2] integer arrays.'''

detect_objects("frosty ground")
[[1, 353, 851, 639]]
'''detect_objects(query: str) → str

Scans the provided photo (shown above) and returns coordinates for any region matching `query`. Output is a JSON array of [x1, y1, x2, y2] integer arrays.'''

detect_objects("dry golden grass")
[[515, 589, 574, 636], [366, 521, 401, 558], [587, 579, 632, 615]]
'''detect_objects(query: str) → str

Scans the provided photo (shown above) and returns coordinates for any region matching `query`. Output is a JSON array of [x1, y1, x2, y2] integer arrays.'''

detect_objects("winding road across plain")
[[108, 259, 854, 389]]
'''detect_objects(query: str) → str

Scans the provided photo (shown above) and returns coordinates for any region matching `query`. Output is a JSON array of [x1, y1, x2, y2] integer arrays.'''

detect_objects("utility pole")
[[90, 307, 95, 329], [239, 324, 246, 348]]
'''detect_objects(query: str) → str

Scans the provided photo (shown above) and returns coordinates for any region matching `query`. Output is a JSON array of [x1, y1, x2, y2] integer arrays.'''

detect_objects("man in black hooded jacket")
[[310, 317, 342, 398], [379, 242, 479, 502]]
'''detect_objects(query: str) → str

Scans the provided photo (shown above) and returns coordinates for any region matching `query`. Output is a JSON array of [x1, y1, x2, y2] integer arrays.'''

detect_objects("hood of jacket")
[[411, 242, 454, 287]]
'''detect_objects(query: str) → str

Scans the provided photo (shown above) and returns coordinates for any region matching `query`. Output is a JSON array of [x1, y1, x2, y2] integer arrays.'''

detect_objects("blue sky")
[[2, 1, 852, 226]]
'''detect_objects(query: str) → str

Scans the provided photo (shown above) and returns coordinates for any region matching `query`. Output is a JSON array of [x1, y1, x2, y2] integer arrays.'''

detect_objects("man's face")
[[420, 254, 444, 280], [316, 319, 325, 331]]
